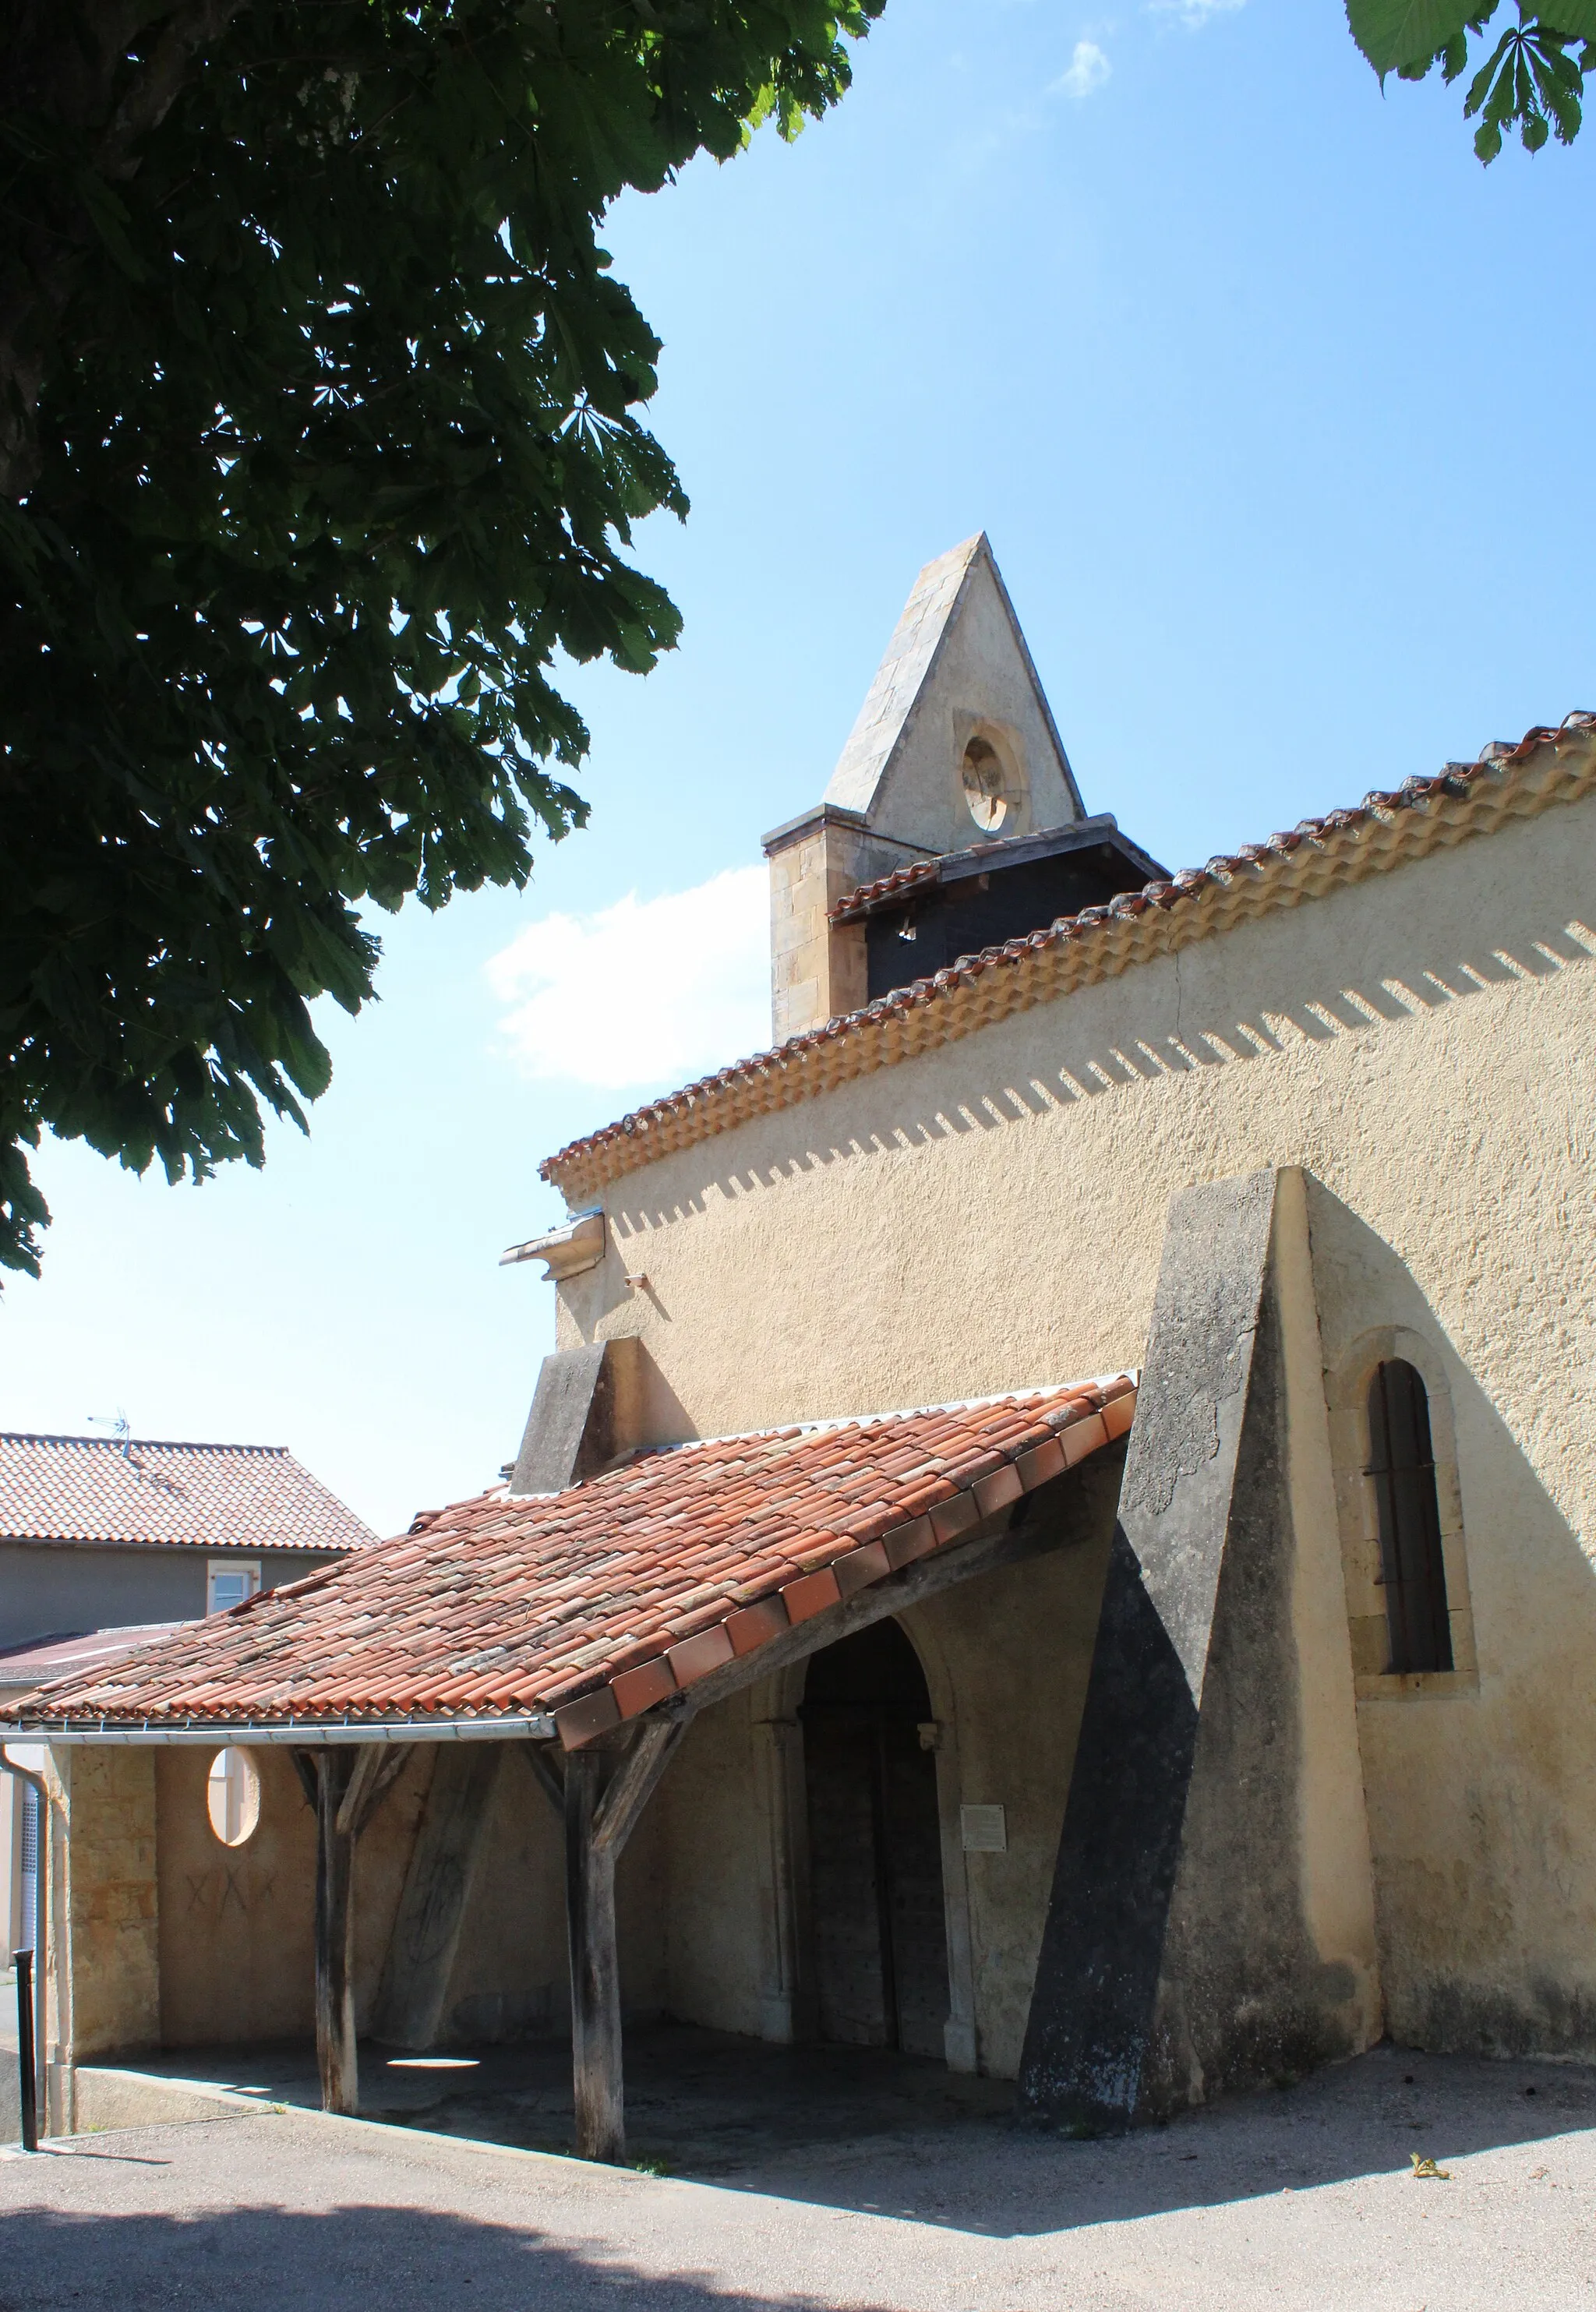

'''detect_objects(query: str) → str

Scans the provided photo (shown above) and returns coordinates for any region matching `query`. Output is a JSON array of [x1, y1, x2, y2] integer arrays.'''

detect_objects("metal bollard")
[[15, 1949, 37, 2151]]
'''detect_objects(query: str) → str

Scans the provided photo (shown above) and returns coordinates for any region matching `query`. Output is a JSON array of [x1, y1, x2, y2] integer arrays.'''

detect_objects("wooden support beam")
[[564, 1750, 620, 2163], [292, 1744, 414, 2117], [346, 1743, 415, 1837], [519, 1738, 565, 1818], [593, 1718, 680, 1857], [563, 1719, 683, 2165], [309, 1749, 360, 2116], [373, 1745, 501, 2050]]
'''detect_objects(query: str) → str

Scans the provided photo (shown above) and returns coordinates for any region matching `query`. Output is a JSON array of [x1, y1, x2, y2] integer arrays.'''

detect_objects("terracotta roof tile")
[[0, 1434, 376, 1554], [5, 1382, 1133, 1749]]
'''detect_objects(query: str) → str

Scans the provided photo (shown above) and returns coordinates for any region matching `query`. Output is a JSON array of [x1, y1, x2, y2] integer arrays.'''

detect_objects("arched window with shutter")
[[1367, 1359, 1453, 1675]]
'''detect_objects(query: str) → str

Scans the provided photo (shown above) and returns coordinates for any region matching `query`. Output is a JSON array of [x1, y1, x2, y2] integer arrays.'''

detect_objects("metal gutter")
[[0, 1713, 554, 1747]]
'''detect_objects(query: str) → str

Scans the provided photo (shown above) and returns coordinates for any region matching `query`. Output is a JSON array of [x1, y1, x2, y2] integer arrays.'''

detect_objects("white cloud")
[[1051, 39, 1111, 99], [485, 864, 772, 1092], [1148, 0, 1245, 24]]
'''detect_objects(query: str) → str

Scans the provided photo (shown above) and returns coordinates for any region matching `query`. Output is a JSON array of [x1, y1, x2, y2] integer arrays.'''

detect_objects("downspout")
[[2, 1747, 49, 2144]]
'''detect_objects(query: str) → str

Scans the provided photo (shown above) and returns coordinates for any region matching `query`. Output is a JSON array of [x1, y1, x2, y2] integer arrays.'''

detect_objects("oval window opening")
[[961, 736, 1008, 833], [207, 1747, 262, 1848]]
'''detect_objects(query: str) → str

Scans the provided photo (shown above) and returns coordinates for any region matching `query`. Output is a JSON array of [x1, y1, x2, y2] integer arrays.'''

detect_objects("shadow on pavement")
[[0, 2199, 832, 2312], [76, 2027, 1596, 2239]]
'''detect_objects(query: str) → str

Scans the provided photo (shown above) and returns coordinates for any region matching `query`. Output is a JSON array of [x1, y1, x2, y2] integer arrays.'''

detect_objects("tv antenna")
[[88, 1409, 132, 1459]]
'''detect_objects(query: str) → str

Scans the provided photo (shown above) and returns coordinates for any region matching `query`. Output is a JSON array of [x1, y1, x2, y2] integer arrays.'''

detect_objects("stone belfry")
[[761, 534, 1085, 1041]]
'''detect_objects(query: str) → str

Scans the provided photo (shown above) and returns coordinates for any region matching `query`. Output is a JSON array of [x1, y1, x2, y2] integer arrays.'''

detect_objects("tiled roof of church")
[[5, 1379, 1135, 1749], [824, 814, 1164, 924], [0, 1433, 376, 1554], [831, 852, 938, 916], [540, 713, 1596, 1204]]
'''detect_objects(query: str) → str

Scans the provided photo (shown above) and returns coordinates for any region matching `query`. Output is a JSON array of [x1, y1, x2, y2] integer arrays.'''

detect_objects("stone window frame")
[[1326, 1325, 1479, 1700]]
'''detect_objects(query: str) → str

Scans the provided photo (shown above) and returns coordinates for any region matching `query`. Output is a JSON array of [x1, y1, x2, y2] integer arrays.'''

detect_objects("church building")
[[6, 537, 1594, 2164]]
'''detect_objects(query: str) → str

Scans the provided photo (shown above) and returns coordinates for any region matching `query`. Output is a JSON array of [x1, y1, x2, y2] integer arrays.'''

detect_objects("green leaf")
[[1527, 33, 1585, 137], [0, 0, 888, 1281], [1347, 0, 1496, 74], [1529, 0, 1596, 34], [72, 168, 147, 281], [1464, 27, 1517, 115], [1439, 29, 1473, 79]]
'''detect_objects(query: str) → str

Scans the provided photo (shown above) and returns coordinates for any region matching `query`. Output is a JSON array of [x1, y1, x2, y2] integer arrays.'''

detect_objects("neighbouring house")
[[5, 536, 1594, 2168], [1, 1435, 373, 1978]]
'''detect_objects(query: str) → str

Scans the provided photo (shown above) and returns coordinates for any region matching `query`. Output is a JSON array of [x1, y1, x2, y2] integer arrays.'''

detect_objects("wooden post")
[[564, 1749, 620, 2162], [295, 1744, 414, 2118], [314, 1749, 360, 2115], [561, 1718, 682, 2165]]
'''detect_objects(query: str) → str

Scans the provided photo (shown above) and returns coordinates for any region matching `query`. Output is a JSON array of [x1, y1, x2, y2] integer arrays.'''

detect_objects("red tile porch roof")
[[5, 1379, 1135, 1750], [0, 1433, 376, 1554]]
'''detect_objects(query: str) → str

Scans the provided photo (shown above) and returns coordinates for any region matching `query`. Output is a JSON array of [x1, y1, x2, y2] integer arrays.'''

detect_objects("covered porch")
[[9, 1380, 1135, 2164], [69, 2020, 1016, 2173]]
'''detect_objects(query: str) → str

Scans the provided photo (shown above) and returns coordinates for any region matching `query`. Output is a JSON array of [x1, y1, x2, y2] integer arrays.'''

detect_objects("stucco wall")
[[438, 1754, 577, 2042], [1, 1545, 343, 1653], [157, 1746, 313, 2045], [154, 1744, 430, 2048], [1308, 1181, 1596, 2055], [548, 795, 1596, 2060], [902, 1520, 1114, 2077], [48, 1745, 160, 2063]]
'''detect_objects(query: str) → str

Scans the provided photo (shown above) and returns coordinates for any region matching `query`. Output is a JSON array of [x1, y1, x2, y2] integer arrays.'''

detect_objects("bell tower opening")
[[961, 734, 1009, 832]]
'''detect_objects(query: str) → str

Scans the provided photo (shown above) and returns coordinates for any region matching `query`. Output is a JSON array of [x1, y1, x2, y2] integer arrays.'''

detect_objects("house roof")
[[0, 1434, 376, 1555], [4, 1379, 1135, 1749], [540, 714, 1596, 1205], [0, 1624, 184, 1693]]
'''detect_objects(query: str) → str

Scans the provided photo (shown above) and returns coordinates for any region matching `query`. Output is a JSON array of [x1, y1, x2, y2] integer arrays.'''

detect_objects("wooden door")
[[802, 1622, 949, 2056]]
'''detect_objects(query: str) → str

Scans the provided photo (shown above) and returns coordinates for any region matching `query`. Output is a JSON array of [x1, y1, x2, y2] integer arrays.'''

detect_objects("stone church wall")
[[551, 791, 1596, 2061]]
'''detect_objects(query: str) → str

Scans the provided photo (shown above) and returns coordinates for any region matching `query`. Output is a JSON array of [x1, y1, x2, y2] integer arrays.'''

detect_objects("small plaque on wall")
[[961, 1804, 1007, 1853]]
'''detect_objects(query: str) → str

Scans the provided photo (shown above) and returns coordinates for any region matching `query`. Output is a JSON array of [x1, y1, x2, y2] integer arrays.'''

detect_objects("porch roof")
[[2, 1378, 1134, 1749]]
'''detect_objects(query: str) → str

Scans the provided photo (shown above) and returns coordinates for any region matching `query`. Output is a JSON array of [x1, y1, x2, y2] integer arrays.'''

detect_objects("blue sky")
[[5, 1, 1592, 1536]]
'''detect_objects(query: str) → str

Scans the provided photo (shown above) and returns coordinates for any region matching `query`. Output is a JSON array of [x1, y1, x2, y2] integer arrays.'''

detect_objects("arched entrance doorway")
[[801, 1619, 950, 2058]]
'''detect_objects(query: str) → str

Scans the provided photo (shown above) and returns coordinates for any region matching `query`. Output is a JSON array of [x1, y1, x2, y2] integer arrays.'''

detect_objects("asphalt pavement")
[[2, 2042, 1594, 2310]]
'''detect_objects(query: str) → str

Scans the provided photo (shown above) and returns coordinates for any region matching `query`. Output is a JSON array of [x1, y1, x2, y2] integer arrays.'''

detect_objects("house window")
[[207, 1560, 261, 1615], [1367, 1360, 1453, 1675], [206, 1748, 262, 1847]]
